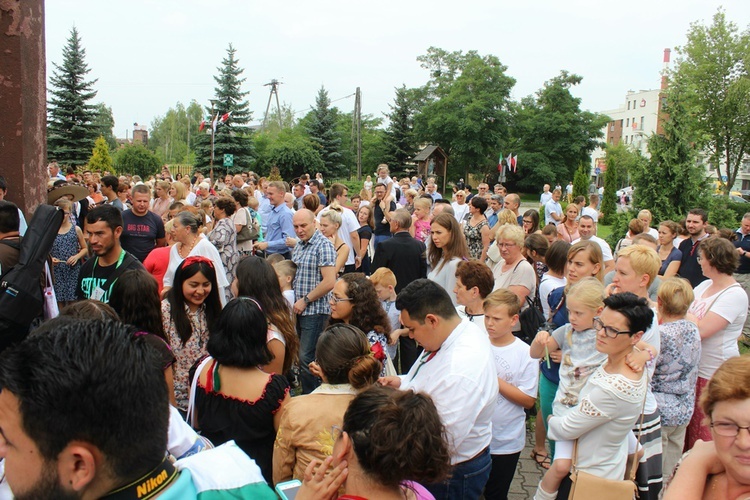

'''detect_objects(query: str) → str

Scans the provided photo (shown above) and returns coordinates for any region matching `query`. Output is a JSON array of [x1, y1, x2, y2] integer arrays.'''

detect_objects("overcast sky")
[[45, 0, 750, 140]]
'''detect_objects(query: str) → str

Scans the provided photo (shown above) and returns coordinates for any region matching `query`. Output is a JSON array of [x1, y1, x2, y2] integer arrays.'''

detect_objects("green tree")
[[47, 27, 99, 166], [573, 163, 589, 199], [601, 142, 644, 224], [671, 8, 750, 193], [600, 160, 619, 226], [412, 47, 516, 180], [88, 136, 113, 172], [114, 143, 160, 179], [508, 72, 608, 191], [194, 44, 255, 175], [150, 101, 203, 165], [267, 129, 325, 180], [92, 103, 117, 151], [336, 112, 388, 180], [306, 86, 344, 178], [629, 98, 707, 223], [383, 85, 417, 169]]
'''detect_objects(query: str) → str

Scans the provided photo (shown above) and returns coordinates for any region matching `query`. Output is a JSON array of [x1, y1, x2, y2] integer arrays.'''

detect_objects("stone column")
[[0, 0, 47, 215]]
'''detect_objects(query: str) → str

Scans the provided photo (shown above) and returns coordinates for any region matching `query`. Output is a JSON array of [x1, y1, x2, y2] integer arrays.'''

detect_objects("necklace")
[[179, 235, 199, 258]]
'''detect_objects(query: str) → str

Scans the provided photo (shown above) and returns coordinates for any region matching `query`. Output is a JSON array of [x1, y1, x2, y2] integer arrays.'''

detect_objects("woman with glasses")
[[523, 209, 542, 235], [329, 273, 392, 375], [298, 385, 451, 500], [491, 224, 537, 307], [451, 190, 470, 223], [272, 324, 382, 485], [534, 292, 653, 500], [684, 237, 748, 450], [663, 356, 750, 500]]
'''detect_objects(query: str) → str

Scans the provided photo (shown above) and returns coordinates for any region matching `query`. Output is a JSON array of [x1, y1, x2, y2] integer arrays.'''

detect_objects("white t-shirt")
[[545, 199, 562, 226], [540, 192, 552, 206], [581, 206, 599, 223], [572, 235, 614, 263], [318, 207, 359, 266], [377, 175, 397, 199], [489, 338, 539, 455], [451, 202, 470, 223], [282, 289, 295, 310], [456, 305, 487, 335], [539, 274, 566, 318], [689, 281, 747, 379]]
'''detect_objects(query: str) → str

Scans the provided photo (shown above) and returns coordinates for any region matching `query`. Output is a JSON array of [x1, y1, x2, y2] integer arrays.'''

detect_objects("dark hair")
[[234, 256, 299, 373], [396, 279, 457, 322], [469, 195, 488, 213], [166, 258, 222, 345], [316, 324, 381, 388], [335, 273, 392, 335], [207, 298, 271, 367], [698, 236, 739, 275], [602, 292, 654, 334], [330, 183, 347, 200], [214, 197, 236, 216], [109, 270, 167, 344], [0, 201, 20, 233], [455, 260, 494, 299], [524, 233, 549, 259], [688, 208, 708, 223], [546, 240, 571, 275], [0, 319, 169, 481], [60, 299, 119, 321], [433, 198, 451, 206], [0, 176, 7, 192], [342, 386, 451, 489], [86, 204, 123, 231], [101, 175, 119, 191], [231, 189, 248, 207], [523, 209, 540, 233]]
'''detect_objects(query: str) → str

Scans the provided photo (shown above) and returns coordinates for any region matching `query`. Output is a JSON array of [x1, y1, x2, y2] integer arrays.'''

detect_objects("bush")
[[605, 210, 635, 250]]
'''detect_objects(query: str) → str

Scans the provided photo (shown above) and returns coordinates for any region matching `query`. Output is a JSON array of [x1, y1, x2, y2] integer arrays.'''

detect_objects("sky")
[[45, 0, 750, 140]]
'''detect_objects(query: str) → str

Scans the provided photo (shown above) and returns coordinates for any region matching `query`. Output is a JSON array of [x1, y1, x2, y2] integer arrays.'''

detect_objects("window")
[[640, 117, 644, 130], [626, 118, 630, 127], [628, 101, 631, 110]]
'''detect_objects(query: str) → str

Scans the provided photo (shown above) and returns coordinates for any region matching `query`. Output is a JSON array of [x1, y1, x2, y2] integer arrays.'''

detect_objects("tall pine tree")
[[194, 44, 254, 175], [47, 27, 99, 167], [306, 86, 344, 178], [384, 85, 417, 168]]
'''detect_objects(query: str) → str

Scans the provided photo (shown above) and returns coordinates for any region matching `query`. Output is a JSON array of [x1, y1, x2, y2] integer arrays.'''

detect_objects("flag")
[[198, 119, 206, 132], [511, 155, 518, 172], [497, 153, 503, 172], [506, 153, 513, 171], [211, 113, 219, 133], [220, 111, 232, 124]]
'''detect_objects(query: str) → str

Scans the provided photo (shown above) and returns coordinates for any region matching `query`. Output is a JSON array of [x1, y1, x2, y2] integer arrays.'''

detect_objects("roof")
[[411, 145, 446, 162]]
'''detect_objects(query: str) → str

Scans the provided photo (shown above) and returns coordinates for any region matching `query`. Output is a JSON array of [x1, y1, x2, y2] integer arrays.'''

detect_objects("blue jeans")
[[426, 447, 491, 500], [297, 314, 328, 394]]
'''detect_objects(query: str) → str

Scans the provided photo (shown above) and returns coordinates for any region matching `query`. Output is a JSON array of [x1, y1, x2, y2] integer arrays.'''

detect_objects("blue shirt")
[[488, 213, 498, 228], [258, 195, 272, 234], [265, 203, 295, 254]]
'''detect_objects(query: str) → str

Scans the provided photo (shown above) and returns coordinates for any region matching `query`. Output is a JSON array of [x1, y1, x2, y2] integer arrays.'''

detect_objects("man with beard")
[[76, 205, 144, 303], [0, 318, 276, 499], [677, 208, 709, 288]]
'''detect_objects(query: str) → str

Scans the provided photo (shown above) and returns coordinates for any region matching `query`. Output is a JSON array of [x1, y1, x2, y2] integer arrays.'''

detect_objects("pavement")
[[506, 423, 545, 499]]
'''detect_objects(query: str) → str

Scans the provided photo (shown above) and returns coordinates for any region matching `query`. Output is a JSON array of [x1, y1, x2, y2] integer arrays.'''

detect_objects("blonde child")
[[483, 289, 539, 499], [410, 197, 432, 243], [370, 268, 400, 360], [530, 278, 650, 499], [273, 260, 297, 311]]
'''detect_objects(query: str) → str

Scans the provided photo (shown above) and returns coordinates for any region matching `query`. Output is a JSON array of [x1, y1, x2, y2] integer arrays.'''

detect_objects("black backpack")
[[0, 204, 63, 352]]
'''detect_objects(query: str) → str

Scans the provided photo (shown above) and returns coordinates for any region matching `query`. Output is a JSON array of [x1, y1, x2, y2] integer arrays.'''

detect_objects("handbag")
[[568, 374, 648, 500], [518, 295, 544, 345], [43, 262, 59, 320]]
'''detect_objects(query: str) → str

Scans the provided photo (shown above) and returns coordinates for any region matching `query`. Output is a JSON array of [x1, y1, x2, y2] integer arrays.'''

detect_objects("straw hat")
[[47, 181, 89, 204]]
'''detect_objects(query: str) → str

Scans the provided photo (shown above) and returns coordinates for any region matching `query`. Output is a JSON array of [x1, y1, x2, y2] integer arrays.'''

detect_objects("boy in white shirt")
[[483, 289, 539, 499]]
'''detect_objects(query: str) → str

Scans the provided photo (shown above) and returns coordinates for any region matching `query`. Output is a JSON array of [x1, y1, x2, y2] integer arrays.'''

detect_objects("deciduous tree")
[[114, 143, 160, 179], [88, 136, 113, 172]]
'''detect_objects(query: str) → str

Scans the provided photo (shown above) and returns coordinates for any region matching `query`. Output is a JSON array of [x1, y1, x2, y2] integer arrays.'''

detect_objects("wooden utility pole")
[[262, 80, 283, 130], [352, 87, 362, 181]]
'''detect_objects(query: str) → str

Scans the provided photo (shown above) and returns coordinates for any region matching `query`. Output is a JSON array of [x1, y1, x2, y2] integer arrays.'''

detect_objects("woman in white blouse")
[[162, 210, 229, 305], [491, 224, 537, 306], [427, 212, 469, 306], [536, 292, 651, 500]]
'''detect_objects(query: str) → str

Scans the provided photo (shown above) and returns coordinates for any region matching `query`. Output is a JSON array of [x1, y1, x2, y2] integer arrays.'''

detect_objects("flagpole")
[[209, 100, 217, 186]]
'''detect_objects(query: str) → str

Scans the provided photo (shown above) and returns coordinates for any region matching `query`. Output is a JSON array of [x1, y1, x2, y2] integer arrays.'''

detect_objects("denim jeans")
[[297, 313, 329, 394], [426, 447, 491, 500]]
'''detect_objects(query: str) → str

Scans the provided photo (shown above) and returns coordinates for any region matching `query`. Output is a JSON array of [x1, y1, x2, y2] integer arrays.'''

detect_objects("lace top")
[[548, 364, 647, 481]]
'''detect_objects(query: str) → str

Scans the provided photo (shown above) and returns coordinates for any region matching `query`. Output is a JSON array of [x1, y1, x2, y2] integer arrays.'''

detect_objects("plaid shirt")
[[292, 230, 336, 316]]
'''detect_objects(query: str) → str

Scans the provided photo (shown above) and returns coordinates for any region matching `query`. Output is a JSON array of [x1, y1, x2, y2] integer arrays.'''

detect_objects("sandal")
[[531, 450, 551, 470]]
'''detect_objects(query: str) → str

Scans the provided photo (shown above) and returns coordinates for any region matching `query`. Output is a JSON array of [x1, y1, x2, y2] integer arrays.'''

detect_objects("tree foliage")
[[194, 44, 255, 175], [412, 48, 515, 180], [573, 163, 589, 199], [337, 112, 387, 180], [92, 103, 117, 151], [114, 143, 160, 179], [47, 27, 99, 167], [267, 128, 325, 180], [88, 136, 113, 172], [383, 85, 418, 169], [306, 86, 344, 178], [630, 98, 707, 223], [671, 8, 750, 193], [507, 72, 609, 191], [149, 101, 203, 165]]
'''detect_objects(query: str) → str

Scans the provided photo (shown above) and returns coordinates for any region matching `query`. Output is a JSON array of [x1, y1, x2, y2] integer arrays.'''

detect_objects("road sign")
[[721, 175, 728, 182], [223, 154, 234, 167], [595, 167, 601, 175]]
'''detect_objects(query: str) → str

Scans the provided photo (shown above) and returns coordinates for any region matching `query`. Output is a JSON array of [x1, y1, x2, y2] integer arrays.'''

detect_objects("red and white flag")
[[219, 111, 232, 124], [511, 155, 518, 172], [211, 113, 219, 133]]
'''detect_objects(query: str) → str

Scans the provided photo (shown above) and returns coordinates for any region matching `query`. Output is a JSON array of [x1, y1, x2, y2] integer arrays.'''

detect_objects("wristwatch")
[[303, 295, 311, 305]]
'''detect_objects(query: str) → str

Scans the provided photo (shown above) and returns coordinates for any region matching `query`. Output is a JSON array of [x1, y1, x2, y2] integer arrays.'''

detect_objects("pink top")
[[413, 218, 431, 243]]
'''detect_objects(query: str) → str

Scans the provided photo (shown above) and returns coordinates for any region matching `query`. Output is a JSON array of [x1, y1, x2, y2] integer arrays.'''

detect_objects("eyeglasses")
[[497, 242, 517, 248], [711, 421, 750, 438], [329, 296, 353, 304], [331, 424, 343, 442], [593, 317, 634, 339]]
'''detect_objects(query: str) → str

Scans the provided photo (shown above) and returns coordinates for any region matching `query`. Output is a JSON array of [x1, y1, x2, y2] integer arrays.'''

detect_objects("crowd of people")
[[0, 161, 747, 499]]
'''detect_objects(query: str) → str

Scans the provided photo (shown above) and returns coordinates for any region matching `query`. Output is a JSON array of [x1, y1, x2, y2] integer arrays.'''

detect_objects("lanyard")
[[412, 349, 439, 379], [92, 248, 126, 278], [101, 456, 177, 500]]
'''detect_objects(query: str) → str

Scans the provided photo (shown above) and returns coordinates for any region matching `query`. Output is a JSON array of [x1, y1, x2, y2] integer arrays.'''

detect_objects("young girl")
[[363, 175, 373, 194], [410, 197, 432, 243], [162, 256, 223, 413], [51, 198, 88, 308], [531, 278, 650, 498]]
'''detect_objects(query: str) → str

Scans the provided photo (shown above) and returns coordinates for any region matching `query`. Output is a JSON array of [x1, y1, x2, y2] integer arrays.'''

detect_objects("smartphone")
[[275, 479, 302, 499]]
